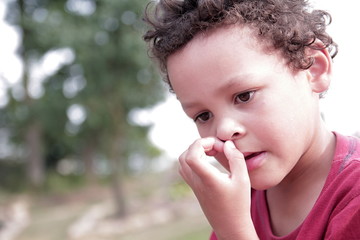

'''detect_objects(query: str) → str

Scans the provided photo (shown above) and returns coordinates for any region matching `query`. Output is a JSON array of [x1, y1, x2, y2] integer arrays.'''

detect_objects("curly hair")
[[143, 0, 338, 88]]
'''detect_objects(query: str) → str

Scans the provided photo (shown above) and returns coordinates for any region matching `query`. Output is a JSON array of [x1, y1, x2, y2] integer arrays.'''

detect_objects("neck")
[[266, 123, 336, 236], [279, 122, 335, 192]]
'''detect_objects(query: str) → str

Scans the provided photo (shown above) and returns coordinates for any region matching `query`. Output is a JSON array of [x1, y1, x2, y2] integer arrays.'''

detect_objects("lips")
[[242, 151, 267, 171], [244, 152, 263, 161]]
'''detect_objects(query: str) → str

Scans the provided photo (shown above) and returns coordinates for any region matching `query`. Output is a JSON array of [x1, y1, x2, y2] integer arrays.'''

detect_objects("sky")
[[0, 0, 360, 160]]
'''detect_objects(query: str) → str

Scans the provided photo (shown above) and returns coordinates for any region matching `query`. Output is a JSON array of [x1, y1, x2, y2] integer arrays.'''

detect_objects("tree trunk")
[[110, 159, 127, 218], [25, 121, 45, 188], [109, 136, 127, 218], [19, 0, 45, 189], [81, 139, 97, 184]]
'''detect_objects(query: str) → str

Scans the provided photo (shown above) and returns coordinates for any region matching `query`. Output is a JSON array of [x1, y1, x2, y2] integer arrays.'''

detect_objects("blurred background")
[[0, 0, 359, 240]]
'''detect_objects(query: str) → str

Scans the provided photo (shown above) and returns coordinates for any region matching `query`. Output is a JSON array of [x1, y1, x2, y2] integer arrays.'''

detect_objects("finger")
[[223, 141, 249, 181], [179, 148, 216, 188], [178, 150, 195, 184], [204, 138, 225, 156], [184, 138, 223, 180]]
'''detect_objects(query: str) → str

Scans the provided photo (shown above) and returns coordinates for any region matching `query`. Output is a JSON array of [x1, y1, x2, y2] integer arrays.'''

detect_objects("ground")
[[0, 172, 211, 240]]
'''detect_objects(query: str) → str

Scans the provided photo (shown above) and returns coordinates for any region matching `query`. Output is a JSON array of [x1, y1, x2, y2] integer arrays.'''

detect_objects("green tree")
[[4, 0, 64, 188], [3, 0, 165, 216]]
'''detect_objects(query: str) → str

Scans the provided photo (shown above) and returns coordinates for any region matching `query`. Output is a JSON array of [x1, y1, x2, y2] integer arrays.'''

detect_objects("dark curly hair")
[[143, 0, 338, 89]]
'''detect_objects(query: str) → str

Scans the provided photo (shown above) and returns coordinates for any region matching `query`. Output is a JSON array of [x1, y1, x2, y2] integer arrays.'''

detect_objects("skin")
[[167, 25, 336, 239]]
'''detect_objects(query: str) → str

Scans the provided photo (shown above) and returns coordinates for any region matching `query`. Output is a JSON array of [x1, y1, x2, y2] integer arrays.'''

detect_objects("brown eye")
[[195, 112, 212, 123], [235, 91, 255, 103]]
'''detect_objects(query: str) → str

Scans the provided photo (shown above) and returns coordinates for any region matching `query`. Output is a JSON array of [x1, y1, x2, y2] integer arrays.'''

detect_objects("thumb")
[[223, 141, 249, 181]]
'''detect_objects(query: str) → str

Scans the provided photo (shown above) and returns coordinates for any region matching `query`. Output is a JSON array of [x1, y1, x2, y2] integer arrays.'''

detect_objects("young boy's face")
[[167, 26, 324, 190]]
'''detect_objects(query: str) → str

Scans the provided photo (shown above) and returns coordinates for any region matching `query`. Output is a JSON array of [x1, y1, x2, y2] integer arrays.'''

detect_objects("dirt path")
[[5, 183, 210, 240], [0, 199, 29, 240]]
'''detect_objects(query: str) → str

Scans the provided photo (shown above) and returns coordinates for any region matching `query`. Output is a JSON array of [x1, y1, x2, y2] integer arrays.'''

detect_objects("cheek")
[[197, 126, 210, 138], [255, 97, 302, 131]]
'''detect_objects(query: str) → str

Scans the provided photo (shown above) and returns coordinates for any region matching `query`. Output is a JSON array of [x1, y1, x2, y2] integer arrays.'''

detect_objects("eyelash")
[[234, 90, 255, 104], [193, 90, 256, 123], [194, 111, 212, 123]]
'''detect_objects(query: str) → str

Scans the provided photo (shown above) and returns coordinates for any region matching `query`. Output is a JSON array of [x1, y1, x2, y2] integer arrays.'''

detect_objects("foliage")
[[3, 0, 164, 174], [0, 160, 26, 192], [1, 0, 165, 215], [43, 171, 86, 194]]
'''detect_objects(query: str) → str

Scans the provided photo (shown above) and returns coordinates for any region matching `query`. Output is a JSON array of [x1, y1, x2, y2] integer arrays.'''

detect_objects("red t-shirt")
[[210, 133, 360, 240]]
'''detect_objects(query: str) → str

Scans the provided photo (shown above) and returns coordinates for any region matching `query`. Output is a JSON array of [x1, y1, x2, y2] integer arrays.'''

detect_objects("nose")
[[215, 116, 246, 142]]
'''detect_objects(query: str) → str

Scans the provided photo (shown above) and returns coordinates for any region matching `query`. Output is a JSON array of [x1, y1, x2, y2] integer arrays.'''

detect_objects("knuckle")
[[185, 155, 197, 167]]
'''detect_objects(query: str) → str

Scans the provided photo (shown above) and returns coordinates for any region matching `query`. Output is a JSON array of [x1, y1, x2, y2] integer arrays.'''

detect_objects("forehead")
[[167, 25, 290, 100], [175, 25, 260, 59], [167, 25, 275, 77], [167, 25, 276, 82], [166, 26, 251, 79]]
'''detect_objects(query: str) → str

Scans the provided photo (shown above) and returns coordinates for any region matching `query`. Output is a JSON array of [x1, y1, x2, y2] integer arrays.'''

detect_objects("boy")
[[143, 0, 360, 239]]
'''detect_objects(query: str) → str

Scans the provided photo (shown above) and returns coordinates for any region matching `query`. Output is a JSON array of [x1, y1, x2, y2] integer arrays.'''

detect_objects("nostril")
[[232, 132, 240, 138]]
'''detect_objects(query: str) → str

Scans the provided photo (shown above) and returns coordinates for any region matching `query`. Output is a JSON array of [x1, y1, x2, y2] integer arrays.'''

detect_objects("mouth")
[[244, 152, 264, 161]]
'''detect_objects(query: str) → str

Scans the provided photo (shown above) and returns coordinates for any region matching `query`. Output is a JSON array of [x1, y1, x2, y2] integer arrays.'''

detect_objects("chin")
[[249, 173, 282, 191]]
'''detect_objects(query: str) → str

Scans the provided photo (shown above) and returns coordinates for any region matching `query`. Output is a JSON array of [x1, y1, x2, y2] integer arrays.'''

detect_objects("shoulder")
[[325, 192, 360, 239], [313, 134, 360, 239], [321, 133, 360, 215], [318, 133, 360, 213], [331, 132, 360, 174]]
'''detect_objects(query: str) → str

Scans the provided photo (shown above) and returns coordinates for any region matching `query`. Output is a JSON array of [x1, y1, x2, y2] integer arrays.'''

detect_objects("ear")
[[306, 43, 333, 94]]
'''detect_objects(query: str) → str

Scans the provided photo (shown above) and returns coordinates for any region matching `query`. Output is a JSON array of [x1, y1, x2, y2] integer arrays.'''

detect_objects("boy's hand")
[[179, 138, 258, 240]]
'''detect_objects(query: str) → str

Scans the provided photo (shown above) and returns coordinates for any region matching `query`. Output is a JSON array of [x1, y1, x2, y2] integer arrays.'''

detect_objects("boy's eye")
[[235, 91, 255, 103], [194, 112, 212, 123]]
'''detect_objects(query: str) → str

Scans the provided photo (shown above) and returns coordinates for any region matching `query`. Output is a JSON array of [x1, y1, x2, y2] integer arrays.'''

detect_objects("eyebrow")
[[180, 74, 252, 110], [217, 77, 244, 94], [216, 73, 257, 94], [181, 100, 199, 112]]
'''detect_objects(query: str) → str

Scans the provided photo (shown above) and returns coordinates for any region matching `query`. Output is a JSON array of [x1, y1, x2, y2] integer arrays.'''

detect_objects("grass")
[[91, 214, 211, 240], [16, 197, 211, 240], [16, 194, 95, 240], [10, 173, 211, 240]]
